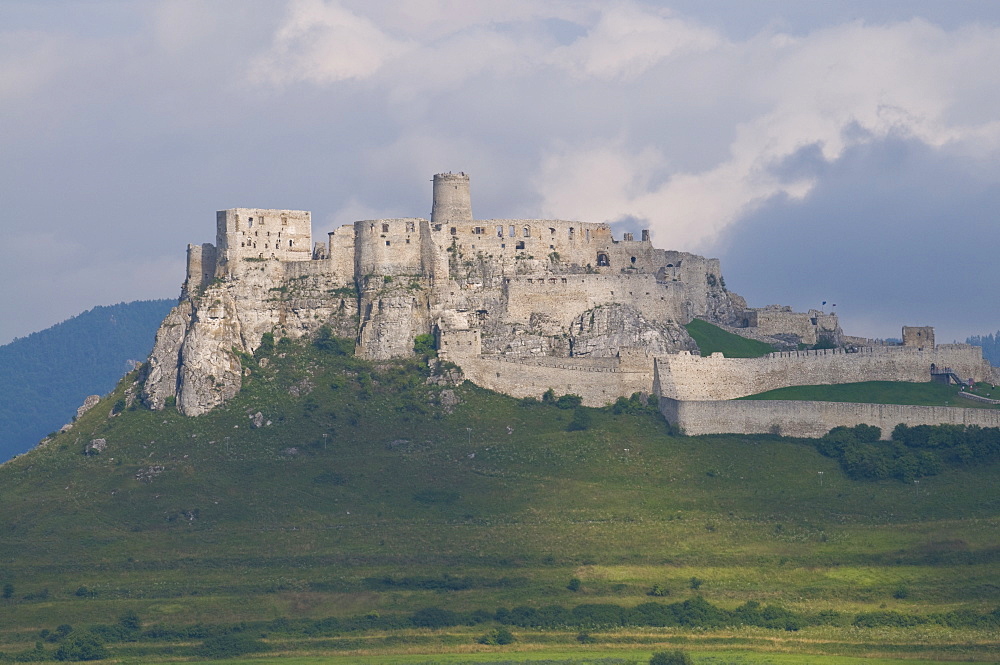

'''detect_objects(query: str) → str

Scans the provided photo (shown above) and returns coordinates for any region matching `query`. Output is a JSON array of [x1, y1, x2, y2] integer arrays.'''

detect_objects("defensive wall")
[[659, 396, 1000, 439], [656, 345, 992, 401], [504, 273, 687, 327], [458, 354, 654, 407]]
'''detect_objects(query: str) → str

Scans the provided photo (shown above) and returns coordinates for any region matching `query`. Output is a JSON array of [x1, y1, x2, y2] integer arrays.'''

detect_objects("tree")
[[413, 334, 437, 357], [567, 407, 592, 431]]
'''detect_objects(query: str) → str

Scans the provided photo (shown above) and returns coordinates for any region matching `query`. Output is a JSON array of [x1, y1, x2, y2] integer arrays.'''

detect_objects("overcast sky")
[[3, 0, 1000, 345]]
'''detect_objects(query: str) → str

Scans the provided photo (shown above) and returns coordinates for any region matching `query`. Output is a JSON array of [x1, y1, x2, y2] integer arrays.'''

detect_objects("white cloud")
[[249, 0, 413, 85], [550, 3, 721, 80]]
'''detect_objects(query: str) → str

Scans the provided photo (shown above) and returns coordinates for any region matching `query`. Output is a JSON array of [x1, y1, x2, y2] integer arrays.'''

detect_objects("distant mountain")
[[0, 299, 174, 461], [967, 331, 1000, 366]]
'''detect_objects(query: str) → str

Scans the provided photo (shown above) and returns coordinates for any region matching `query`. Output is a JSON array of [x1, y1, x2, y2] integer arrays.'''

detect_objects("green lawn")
[[684, 320, 775, 358], [738, 380, 999, 409]]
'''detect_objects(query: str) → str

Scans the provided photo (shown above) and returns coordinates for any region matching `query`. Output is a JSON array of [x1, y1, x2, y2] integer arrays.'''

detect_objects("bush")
[[53, 632, 108, 661], [555, 394, 583, 409], [477, 627, 515, 645], [566, 408, 592, 431], [254, 332, 274, 359], [413, 334, 437, 358], [313, 326, 352, 355], [648, 584, 670, 597], [650, 650, 693, 665], [567, 577, 582, 592]]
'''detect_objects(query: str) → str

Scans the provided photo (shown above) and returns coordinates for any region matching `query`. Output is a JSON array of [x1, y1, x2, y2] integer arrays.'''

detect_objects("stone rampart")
[[657, 345, 992, 401], [659, 397, 1000, 439], [458, 354, 654, 406], [504, 274, 686, 327]]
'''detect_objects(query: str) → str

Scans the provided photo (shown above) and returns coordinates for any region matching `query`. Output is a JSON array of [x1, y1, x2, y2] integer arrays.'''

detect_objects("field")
[[0, 338, 998, 662]]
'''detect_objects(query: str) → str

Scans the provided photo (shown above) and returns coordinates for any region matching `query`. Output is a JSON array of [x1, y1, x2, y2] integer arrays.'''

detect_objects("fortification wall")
[[458, 355, 653, 406], [184, 243, 217, 295], [354, 218, 426, 276], [660, 397, 1000, 439], [504, 274, 686, 327], [216, 209, 311, 274], [657, 345, 992, 401]]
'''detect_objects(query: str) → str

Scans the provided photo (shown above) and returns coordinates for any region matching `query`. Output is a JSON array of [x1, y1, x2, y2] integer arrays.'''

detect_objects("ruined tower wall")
[[354, 218, 426, 276], [216, 208, 312, 276], [431, 173, 472, 224], [184, 243, 217, 295]]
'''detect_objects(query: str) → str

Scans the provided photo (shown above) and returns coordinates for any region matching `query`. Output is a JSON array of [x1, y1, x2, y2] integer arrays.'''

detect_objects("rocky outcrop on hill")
[[569, 304, 698, 357]]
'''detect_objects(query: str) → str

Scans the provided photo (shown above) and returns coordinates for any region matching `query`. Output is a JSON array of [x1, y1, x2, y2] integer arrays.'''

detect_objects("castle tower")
[[431, 172, 472, 224]]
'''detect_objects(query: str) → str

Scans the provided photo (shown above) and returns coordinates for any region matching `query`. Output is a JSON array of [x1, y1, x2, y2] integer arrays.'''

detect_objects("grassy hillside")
[[1, 338, 998, 662], [684, 319, 774, 358], [0, 299, 175, 461], [739, 381, 1000, 409]]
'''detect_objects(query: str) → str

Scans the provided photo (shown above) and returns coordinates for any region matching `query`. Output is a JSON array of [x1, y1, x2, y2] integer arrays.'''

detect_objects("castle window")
[[248, 219, 253, 228], [289, 240, 293, 247], [382, 223, 389, 233], [516, 241, 525, 250], [509, 225, 515, 237], [450, 227, 456, 235], [630, 256, 636, 264], [549, 244, 554, 249], [385, 241, 390, 246], [597, 252, 610, 267], [497, 225, 504, 237], [569, 227, 575, 239], [561, 278, 567, 284], [585, 229, 590, 241], [241, 242, 245, 247], [549, 227, 555, 235], [281, 216, 287, 225], [405, 238, 410, 244], [405, 221, 415, 232], [523, 227, 530, 237], [501, 243, 505, 248]]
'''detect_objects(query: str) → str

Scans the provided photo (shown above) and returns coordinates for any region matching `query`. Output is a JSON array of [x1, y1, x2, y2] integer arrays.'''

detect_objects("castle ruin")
[[143, 173, 996, 435]]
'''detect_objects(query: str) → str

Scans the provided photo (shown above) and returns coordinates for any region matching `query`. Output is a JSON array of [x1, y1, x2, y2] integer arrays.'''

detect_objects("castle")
[[143, 173, 998, 436]]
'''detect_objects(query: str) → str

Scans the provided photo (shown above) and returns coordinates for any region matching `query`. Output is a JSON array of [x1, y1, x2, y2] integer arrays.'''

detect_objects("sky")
[[3, 0, 1000, 345]]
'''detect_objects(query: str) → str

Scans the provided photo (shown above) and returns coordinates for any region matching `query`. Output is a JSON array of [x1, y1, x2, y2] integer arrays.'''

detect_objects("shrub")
[[53, 632, 108, 661], [689, 576, 703, 590], [542, 388, 556, 404], [567, 408, 592, 431], [648, 584, 670, 597], [650, 650, 693, 665], [254, 332, 275, 358], [413, 334, 437, 358], [567, 577, 582, 592], [477, 627, 515, 645], [555, 394, 583, 409]]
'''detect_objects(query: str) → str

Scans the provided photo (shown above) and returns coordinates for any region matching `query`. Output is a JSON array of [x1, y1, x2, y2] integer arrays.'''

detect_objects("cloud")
[[249, 0, 413, 85], [550, 3, 722, 80]]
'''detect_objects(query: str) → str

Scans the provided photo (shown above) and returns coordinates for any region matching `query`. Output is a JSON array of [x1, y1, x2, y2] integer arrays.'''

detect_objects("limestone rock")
[[568, 304, 697, 358], [76, 395, 101, 421], [86, 438, 107, 454]]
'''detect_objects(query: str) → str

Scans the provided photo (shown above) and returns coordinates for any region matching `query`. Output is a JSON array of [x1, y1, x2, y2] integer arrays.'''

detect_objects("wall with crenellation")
[[656, 345, 993, 401], [660, 396, 1000, 439]]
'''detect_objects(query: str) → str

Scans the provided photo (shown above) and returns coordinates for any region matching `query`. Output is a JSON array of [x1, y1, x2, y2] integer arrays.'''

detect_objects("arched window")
[[597, 252, 610, 267], [523, 227, 530, 237]]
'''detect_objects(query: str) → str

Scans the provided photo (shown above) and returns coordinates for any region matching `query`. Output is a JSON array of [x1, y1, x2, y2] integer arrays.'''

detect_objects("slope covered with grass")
[[738, 381, 999, 409], [684, 319, 774, 358], [1, 337, 998, 661]]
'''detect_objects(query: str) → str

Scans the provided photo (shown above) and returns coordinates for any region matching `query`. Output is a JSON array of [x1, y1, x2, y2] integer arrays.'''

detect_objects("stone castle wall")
[[216, 208, 312, 274], [660, 397, 1000, 439], [657, 345, 992, 401]]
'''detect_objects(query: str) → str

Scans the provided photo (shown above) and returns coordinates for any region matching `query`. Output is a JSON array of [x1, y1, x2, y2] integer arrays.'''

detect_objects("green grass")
[[0, 339, 998, 661], [684, 320, 774, 358], [738, 381, 1000, 408]]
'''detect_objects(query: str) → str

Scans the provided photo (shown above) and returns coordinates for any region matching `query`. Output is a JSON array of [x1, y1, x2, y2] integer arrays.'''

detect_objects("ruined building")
[[143, 173, 991, 422]]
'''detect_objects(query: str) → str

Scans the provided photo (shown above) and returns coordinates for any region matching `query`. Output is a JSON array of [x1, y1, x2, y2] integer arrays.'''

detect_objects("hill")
[[1, 336, 998, 662], [738, 380, 999, 408], [0, 299, 175, 461]]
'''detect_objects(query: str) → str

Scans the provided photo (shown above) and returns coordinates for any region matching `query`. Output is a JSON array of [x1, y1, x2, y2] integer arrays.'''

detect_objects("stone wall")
[[660, 396, 1000, 439], [657, 345, 992, 401], [459, 355, 654, 406], [216, 208, 312, 275]]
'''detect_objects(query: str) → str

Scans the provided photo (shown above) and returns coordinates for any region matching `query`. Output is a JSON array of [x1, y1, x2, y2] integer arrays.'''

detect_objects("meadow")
[[0, 336, 997, 662]]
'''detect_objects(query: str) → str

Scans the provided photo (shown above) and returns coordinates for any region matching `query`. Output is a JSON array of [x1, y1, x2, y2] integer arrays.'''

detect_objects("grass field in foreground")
[[738, 380, 1000, 409], [1, 338, 997, 661]]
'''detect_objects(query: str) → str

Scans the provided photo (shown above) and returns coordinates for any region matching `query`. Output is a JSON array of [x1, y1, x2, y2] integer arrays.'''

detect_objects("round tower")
[[431, 172, 472, 224]]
